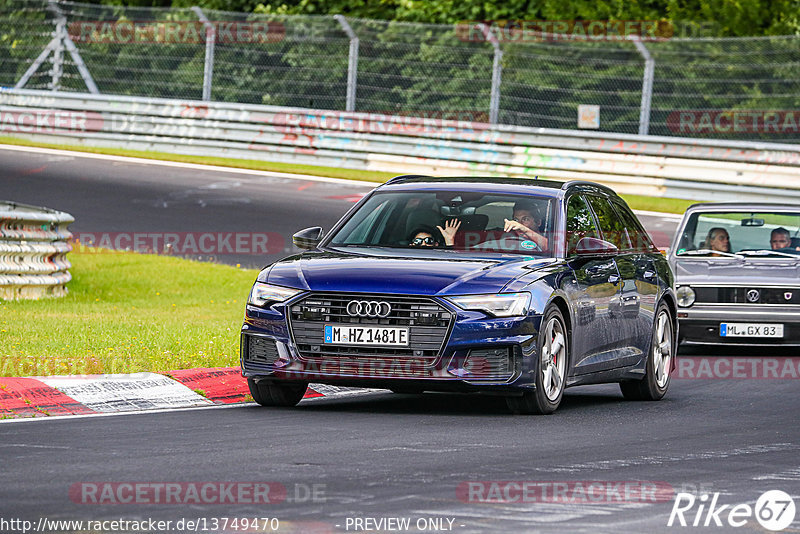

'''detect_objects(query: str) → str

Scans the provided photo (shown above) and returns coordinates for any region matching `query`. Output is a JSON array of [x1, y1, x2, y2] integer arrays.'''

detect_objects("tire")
[[620, 302, 674, 401], [506, 306, 569, 415], [247, 378, 308, 407]]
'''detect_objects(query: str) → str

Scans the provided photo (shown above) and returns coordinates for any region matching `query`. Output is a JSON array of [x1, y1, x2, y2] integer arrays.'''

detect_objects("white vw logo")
[[746, 289, 760, 303], [346, 300, 392, 318]]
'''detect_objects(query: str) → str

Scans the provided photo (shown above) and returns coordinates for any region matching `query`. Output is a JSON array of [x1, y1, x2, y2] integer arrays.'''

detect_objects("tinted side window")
[[566, 194, 599, 255], [610, 198, 656, 252], [585, 194, 627, 249]]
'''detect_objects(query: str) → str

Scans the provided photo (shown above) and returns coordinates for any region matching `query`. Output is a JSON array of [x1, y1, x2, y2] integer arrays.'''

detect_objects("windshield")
[[675, 211, 800, 258], [326, 190, 557, 257]]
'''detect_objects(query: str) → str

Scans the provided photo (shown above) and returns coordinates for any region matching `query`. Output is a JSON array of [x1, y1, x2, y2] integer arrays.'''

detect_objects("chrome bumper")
[[679, 305, 800, 322]]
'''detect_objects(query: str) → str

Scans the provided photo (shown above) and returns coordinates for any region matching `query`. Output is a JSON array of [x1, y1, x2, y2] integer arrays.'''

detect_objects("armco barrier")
[[1, 89, 800, 202], [0, 201, 74, 300]]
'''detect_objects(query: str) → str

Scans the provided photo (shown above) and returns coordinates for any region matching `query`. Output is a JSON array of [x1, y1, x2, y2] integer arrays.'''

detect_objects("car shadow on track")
[[281, 385, 636, 416]]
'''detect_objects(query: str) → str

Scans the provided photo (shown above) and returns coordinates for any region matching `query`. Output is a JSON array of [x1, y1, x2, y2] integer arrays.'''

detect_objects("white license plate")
[[720, 323, 783, 338], [324, 324, 409, 346]]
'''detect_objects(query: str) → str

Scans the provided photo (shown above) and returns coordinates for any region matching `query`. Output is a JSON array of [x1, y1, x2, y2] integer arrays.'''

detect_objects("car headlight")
[[676, 286, 695, 307], [446, 292, 531, 318], [248, 282, 303, 307]]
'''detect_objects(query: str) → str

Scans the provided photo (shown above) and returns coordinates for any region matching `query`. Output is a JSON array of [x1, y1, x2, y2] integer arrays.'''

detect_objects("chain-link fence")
[[1, 0, 799, 142]]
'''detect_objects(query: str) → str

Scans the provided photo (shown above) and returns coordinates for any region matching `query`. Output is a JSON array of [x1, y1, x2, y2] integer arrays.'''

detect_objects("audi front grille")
[[289, 293, 454, 364]]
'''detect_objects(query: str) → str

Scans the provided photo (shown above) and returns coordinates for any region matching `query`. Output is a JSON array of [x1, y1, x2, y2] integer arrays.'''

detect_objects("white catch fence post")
[[631, 36, 654, 136], [192, 6, 216, 102], [334, 15, 359, 112]]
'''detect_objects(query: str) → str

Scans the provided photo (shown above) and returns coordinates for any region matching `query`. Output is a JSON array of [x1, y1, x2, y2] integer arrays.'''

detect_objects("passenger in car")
[[770, 227, 794, 250], [409, 219, 461, 247], [704, 227, 731, 255], [502, 201, 548, 250], [408, 227, 439, 247]]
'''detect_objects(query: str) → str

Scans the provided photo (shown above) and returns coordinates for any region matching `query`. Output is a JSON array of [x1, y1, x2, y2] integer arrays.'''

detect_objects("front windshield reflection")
[[326, 190, 557, 257]]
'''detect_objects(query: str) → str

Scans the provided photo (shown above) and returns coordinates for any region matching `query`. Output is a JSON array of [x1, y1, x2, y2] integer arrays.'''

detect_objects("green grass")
[[0, 249, 259, 377], [0, 135, 699, 215], [618, 194, 699, 215]]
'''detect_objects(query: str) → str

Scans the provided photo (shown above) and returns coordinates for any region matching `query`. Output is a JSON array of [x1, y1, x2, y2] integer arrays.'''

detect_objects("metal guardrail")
[[1, 88, 800, 203], [0, 200, 74, 300]]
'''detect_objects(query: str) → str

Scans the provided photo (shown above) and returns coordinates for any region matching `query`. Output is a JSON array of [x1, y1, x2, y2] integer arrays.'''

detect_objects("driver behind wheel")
[[502, 201, 548, 250], [769, 227, 800, 251]]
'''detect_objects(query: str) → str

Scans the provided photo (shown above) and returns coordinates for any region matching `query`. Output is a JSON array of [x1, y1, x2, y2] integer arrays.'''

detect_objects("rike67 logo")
[[668, 490, 796, 531]]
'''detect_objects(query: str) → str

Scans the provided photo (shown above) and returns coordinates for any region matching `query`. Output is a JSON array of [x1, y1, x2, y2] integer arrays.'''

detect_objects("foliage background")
[[0, 0, 798, 140]]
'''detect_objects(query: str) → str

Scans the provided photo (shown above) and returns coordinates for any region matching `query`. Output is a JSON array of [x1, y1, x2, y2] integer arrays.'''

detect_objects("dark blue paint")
[[240, 177, 674, 395]]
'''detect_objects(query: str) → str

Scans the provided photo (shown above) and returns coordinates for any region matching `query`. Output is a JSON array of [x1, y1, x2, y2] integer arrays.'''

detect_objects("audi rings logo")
[[346, 300, 392, 318]]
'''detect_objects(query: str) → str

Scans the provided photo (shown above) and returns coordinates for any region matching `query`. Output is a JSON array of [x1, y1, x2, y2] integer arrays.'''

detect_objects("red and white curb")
[[0, 368, 379, 419]]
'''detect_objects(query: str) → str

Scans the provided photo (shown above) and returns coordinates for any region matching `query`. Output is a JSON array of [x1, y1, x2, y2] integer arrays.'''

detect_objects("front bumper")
[[240, 299, 542, 392], [678, 305, 800, 345]]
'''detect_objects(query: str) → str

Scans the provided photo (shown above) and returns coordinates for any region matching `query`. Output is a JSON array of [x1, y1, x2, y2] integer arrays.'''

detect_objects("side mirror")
[[576, 236, 618, 256], [293, 227, 324, 249]]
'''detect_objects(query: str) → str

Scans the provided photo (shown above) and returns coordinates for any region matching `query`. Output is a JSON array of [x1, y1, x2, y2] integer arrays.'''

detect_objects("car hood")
[[262, 249, 556, 295], [674, 258, 800, 286]]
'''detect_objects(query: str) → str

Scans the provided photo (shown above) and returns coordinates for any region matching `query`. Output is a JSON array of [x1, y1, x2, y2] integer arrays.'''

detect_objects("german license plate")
[[720, 323, 783, 338], [324, 325, 409, 346]]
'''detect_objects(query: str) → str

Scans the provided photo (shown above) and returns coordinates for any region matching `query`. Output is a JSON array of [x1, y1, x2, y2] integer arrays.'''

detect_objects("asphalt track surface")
[[2, 146, 799, 533], [0, 146, 679, 268]]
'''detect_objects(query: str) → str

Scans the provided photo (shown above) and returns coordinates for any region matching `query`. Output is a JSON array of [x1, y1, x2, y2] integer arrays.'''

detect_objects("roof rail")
[[383, 174, 434, 185], [561, 180, 616, 194]]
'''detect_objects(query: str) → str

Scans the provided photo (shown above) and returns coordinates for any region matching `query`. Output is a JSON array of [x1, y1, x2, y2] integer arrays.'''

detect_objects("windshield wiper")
[[676, 248, 744, 259], [737, 249, 800, 259]]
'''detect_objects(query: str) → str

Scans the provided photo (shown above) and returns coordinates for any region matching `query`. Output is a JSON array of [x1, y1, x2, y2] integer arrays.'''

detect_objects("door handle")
[[608, 274, 620, 284]]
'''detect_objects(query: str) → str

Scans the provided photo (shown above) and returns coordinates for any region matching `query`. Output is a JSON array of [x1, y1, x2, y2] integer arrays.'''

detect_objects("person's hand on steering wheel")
[[503, 218, 547, 250]]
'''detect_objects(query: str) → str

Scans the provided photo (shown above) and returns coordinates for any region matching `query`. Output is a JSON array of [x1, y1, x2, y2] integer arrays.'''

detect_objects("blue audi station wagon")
[[241, 177, 676, 414]]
